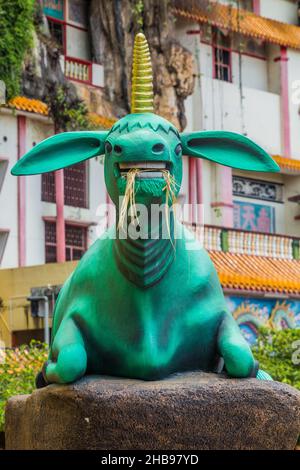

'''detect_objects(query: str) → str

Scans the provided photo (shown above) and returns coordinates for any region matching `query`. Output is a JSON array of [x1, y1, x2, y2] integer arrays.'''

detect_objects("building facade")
[[0, 0, 300, 347]]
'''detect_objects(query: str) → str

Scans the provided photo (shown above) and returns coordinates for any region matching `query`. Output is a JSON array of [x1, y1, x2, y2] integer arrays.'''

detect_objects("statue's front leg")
[[37, 318, 87, 387], [217, 314, 258, 378]]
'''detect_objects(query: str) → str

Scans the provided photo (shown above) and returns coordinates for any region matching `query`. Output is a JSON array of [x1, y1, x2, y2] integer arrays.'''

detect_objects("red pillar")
[[55, 169, 66, 263], [279, 47, 291, 158], [253, 0, 260, 15], [17, 116, 26, 267]]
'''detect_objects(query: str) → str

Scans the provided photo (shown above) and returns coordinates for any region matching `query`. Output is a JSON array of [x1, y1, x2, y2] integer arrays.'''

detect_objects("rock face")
[[90, 0, 195, 130], [5, 372, 300, 450]]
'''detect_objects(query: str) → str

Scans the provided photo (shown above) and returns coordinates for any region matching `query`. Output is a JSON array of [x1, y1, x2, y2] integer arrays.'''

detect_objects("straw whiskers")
[[117, 168, 178, 244]]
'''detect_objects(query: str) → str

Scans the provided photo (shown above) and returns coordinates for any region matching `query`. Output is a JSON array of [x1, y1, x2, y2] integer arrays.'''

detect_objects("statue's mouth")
[[115, 161, 172, 180]]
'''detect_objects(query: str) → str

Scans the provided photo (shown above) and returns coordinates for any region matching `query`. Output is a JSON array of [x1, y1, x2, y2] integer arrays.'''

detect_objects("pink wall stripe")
[[211, 166, 234, 228], [17, 116, 26, 267], [188, 157, 197, 224], [55, 169, 66, 263], [280, 47, 291, 158], [220, 166, 234, 227], [253, 0, 260, 15]]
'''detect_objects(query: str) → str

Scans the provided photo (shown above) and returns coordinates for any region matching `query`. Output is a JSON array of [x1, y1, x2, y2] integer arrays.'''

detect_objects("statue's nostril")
[[114, 145, 122, 154], [152, 143, 165, 153]]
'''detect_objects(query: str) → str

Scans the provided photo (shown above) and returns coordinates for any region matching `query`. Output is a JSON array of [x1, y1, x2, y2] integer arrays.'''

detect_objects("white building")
[[1, 0, 300, 346]]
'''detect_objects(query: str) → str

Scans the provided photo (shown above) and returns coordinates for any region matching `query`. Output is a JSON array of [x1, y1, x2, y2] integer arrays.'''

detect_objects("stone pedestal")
[[5, 372, 300, 450]]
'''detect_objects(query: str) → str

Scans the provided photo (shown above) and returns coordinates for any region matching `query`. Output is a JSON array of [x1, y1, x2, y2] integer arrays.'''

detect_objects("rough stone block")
[[5, 372, 300, 450]]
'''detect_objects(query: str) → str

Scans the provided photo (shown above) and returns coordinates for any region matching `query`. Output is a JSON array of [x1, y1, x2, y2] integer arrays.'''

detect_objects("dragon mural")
[[229, 298, 300, 345]]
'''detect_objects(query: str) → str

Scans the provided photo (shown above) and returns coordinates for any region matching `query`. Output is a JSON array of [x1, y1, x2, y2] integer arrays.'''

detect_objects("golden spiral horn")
[[131, 32, 154, 114]]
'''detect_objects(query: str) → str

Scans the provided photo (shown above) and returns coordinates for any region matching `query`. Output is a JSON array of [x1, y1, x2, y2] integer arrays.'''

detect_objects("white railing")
[[184, 223, 222, 252], [226, 229, 294, 259], [183, 223, 299, 260], [65, 58, 91, 83]]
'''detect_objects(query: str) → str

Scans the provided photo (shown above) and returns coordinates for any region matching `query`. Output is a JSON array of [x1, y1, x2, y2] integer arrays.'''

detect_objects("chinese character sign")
[[233, 200, 275, 233]]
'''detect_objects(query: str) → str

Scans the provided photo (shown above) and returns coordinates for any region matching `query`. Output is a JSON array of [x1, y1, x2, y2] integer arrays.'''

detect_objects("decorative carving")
[[233, 176, 283, 202]]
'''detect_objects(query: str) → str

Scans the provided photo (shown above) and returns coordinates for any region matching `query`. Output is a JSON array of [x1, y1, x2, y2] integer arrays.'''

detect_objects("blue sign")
[[233, 200, 275, 233], [43, 0, 64, 20]]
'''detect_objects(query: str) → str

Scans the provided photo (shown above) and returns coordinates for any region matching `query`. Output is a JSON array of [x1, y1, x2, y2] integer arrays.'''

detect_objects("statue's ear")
[[11, 131, 109, 176], [180, 131, 279, 172]]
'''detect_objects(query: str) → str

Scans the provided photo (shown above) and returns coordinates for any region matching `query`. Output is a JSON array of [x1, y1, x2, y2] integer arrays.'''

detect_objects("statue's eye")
[[175, 143, 182, 155], [105, 142, 113, 153]]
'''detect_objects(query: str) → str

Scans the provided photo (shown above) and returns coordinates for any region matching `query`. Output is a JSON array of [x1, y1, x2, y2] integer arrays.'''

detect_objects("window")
[[0, 231, 9, 265], [41, 161, 89, 208], [67, 0, 88, 27], [43, 0, 103, 86], [45, 221, 57, 263], [45, 221, 87, 263], [48, 18, 64, 50], [64, 161, 88, 207], [65, 224, 87, 261], [212, 29, 232, 82], [214, 48, 231, 81], [0, 159, 8, 192], [42, 170, 55, 203]]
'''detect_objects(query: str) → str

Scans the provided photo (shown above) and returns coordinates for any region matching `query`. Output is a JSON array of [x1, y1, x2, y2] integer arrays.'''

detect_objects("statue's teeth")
[[119, 162, 167, 170]]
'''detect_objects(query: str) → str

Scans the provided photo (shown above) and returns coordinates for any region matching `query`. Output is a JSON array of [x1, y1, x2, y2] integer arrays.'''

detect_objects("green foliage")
[[45, 85, 93, 132], [0, 340, 48, 432], [252, 327, 300, 390], [132, 0, 144, 30], [0, 0, 36, 99]]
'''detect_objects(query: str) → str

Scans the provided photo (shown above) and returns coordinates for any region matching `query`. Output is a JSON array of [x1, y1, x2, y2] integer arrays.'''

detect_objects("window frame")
[[212, 30, 232, 83], [213, 45, 232, 82], [44, 1, 95, 84], [41, 161, 89, 209], [44, 220, 88, 263], [0, 158, 9, 192], [0, 229, 9, 265]]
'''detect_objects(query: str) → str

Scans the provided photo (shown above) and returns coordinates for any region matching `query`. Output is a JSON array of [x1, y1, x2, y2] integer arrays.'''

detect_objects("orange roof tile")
[[8, 96, 49, 115], [172, 0, 300, 49], [209, 250, 300, 295], [273, 155, 300, 173], [6, 96, 115, 130], [88, 112, 116, 129]]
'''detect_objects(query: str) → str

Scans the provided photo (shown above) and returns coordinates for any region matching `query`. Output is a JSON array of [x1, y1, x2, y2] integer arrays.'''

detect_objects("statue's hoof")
[[35, 371, 48, 389], [256, 369, 273, 381]]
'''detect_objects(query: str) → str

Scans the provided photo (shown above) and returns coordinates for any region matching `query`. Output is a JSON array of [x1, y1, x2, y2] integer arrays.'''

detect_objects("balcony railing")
[[184, 223, 300, 260], [65, 57, 92, 84]]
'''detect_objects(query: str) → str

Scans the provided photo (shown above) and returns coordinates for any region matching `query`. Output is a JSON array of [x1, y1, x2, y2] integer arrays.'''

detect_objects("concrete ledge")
[[5, 372, 300, 450]]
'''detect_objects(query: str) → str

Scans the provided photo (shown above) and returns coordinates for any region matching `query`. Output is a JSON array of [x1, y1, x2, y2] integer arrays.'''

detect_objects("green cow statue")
[[12, 33, 278, 386]]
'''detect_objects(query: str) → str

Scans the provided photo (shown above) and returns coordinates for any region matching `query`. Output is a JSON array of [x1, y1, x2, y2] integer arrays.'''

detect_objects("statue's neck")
[[113, 212, 175, 288]]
